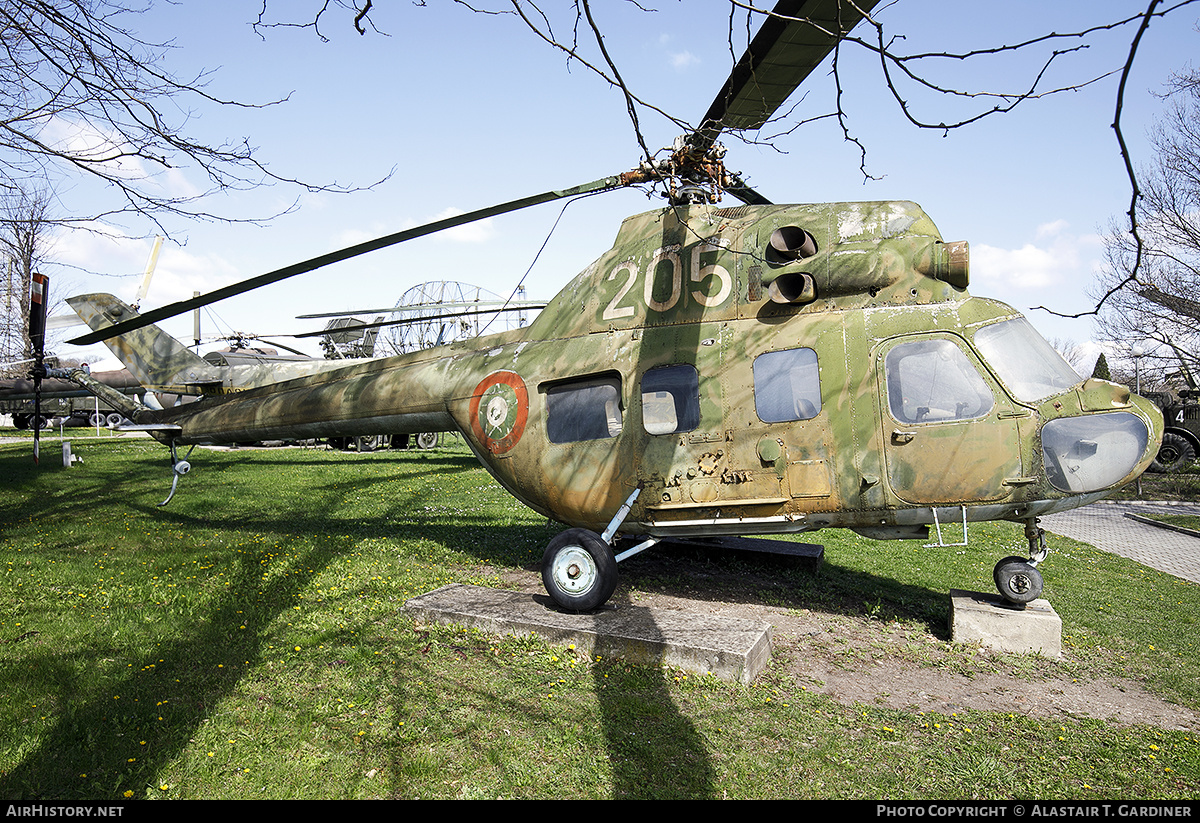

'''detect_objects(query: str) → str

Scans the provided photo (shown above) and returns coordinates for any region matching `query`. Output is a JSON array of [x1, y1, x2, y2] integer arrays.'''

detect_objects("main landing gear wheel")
[[541, 528, 618, 612], [993, 556, 1044, 606]]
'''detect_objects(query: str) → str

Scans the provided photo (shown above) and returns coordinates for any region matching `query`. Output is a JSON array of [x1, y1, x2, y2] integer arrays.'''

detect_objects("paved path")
[[1041, 500, 1200, 585]]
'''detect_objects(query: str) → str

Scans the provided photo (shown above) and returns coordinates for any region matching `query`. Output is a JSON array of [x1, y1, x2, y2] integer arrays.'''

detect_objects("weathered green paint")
[[86, 200, 1162, 541]]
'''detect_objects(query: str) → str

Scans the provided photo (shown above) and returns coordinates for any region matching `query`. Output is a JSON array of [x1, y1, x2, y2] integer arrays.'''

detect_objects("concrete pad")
[[404, 583, 774, 684], [949, 589, 1062, 659]]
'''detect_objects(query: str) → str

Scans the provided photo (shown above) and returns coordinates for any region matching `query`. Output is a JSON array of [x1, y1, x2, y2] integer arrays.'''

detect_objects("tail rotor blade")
[[28, 272, 48, 465]]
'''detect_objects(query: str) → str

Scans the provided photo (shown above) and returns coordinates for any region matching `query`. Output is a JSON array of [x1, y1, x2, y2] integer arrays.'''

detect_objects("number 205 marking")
[[603, 240, 733, 321]]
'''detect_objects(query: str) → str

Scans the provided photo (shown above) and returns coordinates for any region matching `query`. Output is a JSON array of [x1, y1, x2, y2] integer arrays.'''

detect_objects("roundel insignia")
[[469, 371, 529, 454]]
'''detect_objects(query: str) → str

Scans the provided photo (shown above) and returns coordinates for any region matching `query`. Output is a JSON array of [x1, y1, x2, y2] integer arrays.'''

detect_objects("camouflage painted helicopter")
[[64, 291, 504, 451], [68, 0, 1163, 611]]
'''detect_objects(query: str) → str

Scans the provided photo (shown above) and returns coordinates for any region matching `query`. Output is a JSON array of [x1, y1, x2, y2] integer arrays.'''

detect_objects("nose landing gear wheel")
[[541, 528, 618, 612], [994, 557, 1044, 606]]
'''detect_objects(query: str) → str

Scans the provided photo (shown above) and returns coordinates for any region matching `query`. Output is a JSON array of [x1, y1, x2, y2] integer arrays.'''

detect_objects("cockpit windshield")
[[974, 317, 1082, 403]]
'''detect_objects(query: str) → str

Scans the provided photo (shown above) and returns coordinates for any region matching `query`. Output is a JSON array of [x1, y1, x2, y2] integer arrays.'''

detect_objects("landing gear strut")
[[540, 486, 654, 612], [993, 519, 1049, 606]]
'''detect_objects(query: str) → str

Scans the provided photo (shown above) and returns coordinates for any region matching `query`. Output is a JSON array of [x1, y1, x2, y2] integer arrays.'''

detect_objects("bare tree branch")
[[1093, 56, 1200, 387], [0, 184, 56, 374], [264, 0, 1200, 315], [1037, 0, 1167, 319], [1, 0, 383, 237]]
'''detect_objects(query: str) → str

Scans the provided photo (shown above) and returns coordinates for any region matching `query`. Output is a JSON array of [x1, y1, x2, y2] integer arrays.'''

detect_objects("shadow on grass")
[[0, 533, 347, 800], [0, 443, 954, 799], [0, 447, 168, 522], [589, 588, 718, 799]]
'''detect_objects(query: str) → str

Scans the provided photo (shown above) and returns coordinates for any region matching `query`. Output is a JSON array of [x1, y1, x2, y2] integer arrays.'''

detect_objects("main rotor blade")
[[68, 175, 628, 346], [252, 338, 313, 357], [694, 0, 880, 153], [296, 300, 547, 319], [724, 172, 773, 207]]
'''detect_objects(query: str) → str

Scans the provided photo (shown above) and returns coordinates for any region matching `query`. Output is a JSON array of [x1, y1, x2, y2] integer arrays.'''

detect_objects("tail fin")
[[66, 293, 222, 393]]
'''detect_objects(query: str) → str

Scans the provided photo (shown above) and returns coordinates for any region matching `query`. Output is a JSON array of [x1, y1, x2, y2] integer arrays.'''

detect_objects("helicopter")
[[65, 292, 387, 400], [66, 0, 1164, 612]]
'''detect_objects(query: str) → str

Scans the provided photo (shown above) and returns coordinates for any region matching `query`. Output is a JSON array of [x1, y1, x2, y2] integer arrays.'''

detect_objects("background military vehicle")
[[1143, 390, 1200, 473], [0, 367, 145, 430]]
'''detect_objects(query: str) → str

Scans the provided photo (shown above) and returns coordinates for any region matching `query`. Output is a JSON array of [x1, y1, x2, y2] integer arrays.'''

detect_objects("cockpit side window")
[[544, 376, 623, 444], [753, 347, 821, 423], [641, 364, 700, 435], [884, 339, 994, 424]]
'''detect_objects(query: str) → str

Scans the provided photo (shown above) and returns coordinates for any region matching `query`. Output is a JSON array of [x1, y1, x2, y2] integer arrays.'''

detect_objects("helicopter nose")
[[1040, 406, 1158, 493]]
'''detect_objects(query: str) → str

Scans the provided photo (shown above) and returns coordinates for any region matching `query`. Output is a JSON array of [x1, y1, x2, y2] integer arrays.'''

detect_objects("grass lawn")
[[1, 433, 1198, 799]]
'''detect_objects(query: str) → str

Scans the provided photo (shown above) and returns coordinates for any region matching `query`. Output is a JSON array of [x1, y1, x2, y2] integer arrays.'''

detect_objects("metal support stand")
[[615, 536, 662, 563], [600, 485, 662, 564], [601, 485, 641, 544]]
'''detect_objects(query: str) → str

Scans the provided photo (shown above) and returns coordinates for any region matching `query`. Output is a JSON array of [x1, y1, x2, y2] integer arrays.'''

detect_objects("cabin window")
[[753, 347, 821, 423], [884, 338, 994, 424], [641, 364, 700, 435], [545, 376, 623, 443]]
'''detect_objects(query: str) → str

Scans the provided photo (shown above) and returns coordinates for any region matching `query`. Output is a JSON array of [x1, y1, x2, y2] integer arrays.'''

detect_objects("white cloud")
[[148, 246, 241, 307], [392, 207, 497, 244], [670, 51, 700, 71], [973, 242, 1066, 289], [1036, 219, 1070, 240], [39, 116, 203, 201], [657, 32, 699, 71], [972, 222, 1103, 291], [434, 207, 497, 243], [52, 225, 239, 307]]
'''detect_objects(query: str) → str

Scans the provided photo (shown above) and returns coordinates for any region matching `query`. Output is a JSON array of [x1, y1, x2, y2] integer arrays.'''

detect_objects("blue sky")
[[39, 1, 1200, 371]]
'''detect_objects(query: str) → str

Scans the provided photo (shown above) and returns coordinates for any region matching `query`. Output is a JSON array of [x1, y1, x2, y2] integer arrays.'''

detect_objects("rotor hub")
[[624, 136, 735, 206]]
